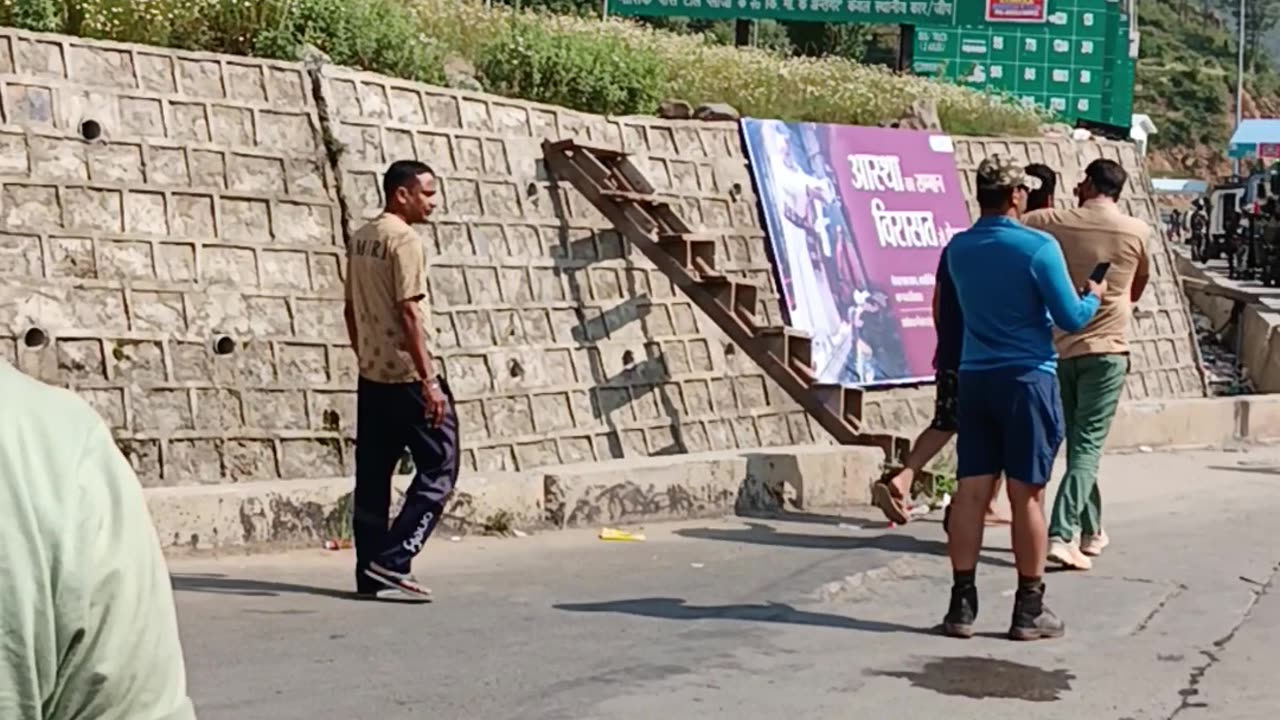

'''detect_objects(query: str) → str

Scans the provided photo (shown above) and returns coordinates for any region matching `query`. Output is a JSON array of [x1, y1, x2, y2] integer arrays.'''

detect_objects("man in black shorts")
[[872, 245, 1006, 527]]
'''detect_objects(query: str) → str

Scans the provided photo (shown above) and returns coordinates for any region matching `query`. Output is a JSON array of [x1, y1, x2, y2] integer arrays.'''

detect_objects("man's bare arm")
[[399, 300, 436, 381], [344, 301, 358, 349], [1131, 244, 1150, 303], [343, 258, 358, 349]]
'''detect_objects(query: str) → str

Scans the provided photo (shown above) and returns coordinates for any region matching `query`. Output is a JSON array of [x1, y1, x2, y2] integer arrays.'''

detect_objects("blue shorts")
[[956, 367, 1064, 487]]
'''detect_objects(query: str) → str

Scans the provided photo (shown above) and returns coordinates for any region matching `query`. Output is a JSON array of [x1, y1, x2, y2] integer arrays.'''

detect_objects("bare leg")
[[1006, 476, 1064, 640], [947, 473, 997, 571], [942, 472, 997, 638], [1006, 477, 1048, 579], [985, 477, 1010, 525]]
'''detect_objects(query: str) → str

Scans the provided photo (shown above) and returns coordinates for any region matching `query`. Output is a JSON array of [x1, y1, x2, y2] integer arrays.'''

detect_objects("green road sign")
[[608, 0, 1136, 129], [912, 0, 1134, 127]]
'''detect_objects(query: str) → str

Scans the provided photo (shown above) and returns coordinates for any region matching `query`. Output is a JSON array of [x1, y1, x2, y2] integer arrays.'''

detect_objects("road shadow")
[[554, 597, 934, 635], [1206, 464, 1280, 476], [172, 573, 354, 600], [736, 507, 897, 529], [673, 522, 1016, 568]]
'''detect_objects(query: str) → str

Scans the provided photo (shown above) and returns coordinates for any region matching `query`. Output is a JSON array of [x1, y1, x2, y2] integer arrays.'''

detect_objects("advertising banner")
[[741, 120, 971, 387]]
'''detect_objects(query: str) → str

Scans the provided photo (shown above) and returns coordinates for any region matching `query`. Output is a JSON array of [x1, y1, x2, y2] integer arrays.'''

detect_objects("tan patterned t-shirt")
[[345, 213, 432, 384]]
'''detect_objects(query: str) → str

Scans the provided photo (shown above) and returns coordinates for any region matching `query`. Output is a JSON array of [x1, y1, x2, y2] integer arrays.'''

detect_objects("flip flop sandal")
[[872, 481, 910, 525]]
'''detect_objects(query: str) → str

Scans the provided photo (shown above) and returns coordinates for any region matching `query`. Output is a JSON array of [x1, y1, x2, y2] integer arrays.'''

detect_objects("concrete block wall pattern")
[[0, 28, 1206, 486], [0, 31, 347, 484]]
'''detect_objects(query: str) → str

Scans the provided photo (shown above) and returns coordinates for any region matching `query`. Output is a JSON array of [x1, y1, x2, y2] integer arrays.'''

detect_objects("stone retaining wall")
[[0, 28, 1206, 487]]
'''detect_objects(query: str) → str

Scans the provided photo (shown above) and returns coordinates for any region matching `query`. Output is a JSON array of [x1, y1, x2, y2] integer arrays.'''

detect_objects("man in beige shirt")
[[1023, 158, 1150, 571], [345, 160, 457, 602]]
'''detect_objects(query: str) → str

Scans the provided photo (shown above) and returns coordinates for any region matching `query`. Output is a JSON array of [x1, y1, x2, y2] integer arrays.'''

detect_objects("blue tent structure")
[[1228, 119, 1280, 158]]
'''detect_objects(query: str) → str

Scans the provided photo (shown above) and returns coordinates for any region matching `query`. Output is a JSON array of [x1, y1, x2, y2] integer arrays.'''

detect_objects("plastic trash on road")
[[599, 527, 646, 542], [907, 503, 933, 519]]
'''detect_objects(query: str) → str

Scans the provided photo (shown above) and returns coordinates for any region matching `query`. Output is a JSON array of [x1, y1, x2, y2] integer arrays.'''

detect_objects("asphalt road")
[[172, 448, 1280, 720]]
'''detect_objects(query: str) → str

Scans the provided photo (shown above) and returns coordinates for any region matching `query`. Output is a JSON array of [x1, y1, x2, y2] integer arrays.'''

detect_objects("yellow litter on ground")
[[599, 527, 646, 542]]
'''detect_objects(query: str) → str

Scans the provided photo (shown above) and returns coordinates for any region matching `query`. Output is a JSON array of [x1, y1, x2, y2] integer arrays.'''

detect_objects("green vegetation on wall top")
[[0, 0, 1046, 136]]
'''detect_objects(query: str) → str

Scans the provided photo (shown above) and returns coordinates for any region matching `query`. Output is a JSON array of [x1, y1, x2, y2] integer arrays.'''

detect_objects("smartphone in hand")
[[1089, 262, 1111, 283]]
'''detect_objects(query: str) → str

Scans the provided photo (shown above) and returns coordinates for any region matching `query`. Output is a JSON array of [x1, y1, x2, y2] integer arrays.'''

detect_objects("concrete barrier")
[[150, 444, 888, 551], [1107, 397, 1242, 450], [145, 395, 1280, 553], [1175, 250, 1280, 393]]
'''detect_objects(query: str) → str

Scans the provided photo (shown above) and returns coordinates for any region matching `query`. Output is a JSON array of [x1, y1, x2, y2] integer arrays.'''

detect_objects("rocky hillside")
[[1138, 0, 1280, 178]]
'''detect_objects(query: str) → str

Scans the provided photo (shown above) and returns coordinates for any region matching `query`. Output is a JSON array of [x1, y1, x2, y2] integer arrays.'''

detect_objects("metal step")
[[544, 138, 628, 160], [658, 232, 721, 278], [542, 136, 907, 460], [756, 326, 815, 379], [698, 275, 759, 327]]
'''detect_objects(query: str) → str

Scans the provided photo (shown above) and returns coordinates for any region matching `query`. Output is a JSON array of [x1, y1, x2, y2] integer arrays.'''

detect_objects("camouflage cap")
[[976, 154, 1042, 191]]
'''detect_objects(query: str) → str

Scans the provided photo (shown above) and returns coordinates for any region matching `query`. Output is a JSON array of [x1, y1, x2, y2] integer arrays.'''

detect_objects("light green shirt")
[[0, 362, 196, 719]]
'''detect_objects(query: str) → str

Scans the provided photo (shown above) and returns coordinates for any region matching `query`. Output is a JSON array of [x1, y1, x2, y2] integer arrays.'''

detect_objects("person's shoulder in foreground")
[[950, 205, 1058, 249], [0, 362, 197, 720]]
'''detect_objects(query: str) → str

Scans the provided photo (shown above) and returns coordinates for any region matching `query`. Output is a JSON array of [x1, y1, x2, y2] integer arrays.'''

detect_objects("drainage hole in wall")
[[79, 119, 103, 141], [622, 349, 635, 366], [321, 409, 341, 432], [526, 181, 539, 198], [22, 327, 48, 348], [509, 359, 524, 378], [724, 343, 736, 358], [212, 335, 236, 355], [729, 182, 743, 199]]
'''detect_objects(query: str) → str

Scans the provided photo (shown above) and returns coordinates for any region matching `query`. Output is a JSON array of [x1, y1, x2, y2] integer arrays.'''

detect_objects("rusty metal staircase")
[[543, 138, 909, 462]]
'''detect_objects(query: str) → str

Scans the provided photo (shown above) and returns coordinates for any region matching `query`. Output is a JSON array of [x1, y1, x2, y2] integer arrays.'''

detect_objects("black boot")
[[1009, 581, 1065, 641], [942, 582, 978, 638]]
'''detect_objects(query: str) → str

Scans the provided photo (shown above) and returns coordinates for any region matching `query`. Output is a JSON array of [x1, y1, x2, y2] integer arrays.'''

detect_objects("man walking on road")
[[1024, 159, 1150, 571], [941, 155, 1103, 641], [871, 249, 965, 526], [345, 160, 459, 602], [873, 248, 1009, 528], [874, 161, 1064, 527]]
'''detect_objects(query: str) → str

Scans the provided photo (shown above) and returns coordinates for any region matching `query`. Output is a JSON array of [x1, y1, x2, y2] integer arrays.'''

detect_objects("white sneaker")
[[1080, 531, 1109, 557], [1047, 539, 1092, 570]]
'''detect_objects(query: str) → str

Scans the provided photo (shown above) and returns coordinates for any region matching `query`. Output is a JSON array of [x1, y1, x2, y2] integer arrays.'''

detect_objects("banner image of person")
[[741, 119, 971, 387]]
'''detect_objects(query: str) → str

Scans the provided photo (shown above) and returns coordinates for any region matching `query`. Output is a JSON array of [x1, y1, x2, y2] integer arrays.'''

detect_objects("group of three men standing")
[[873, 155, 1151, 639]]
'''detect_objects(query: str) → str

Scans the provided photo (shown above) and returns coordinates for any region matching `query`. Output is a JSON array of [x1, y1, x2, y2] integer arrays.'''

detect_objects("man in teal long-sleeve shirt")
[[940, 155, 1104, 642], [0, 360, 197, 719]]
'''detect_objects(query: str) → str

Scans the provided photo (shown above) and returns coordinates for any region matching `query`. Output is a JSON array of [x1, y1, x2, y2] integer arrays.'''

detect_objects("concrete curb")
[[1107, 395, 1280, 449], [1175, 250, 1280, 393], [150, 444, 886, 552], [145, 395, 1280, 553]]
